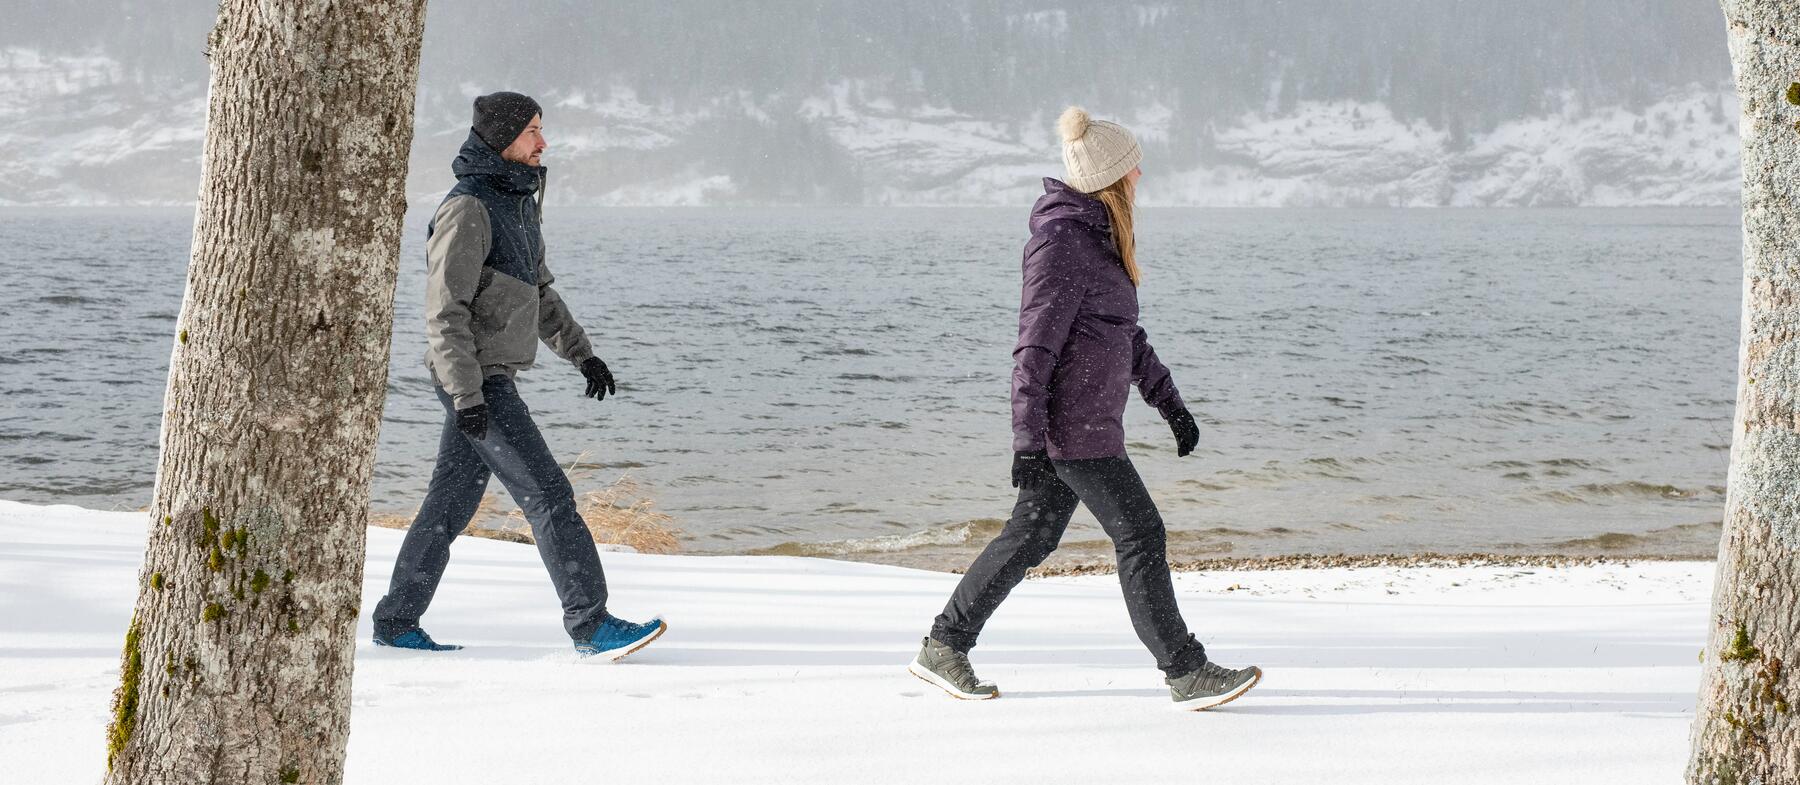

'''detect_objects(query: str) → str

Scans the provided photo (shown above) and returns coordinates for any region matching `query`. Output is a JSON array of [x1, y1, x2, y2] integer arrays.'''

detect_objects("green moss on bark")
[[1723, 623, 1761, 662], [1696, 753, 1742, 785], [105, 615, 143, 771], [199, 507, 220, 549], [202, 602, 225, 623]]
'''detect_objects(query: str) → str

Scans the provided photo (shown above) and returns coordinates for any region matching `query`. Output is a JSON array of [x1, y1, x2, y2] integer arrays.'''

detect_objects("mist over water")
[[0, 206, 1740, 567]]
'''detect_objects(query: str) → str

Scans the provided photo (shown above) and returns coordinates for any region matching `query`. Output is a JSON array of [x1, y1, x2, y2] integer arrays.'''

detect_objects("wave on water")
[[1533, 481, 1724, 504], [835, 373, 916, 382], [1187, 458, 1381, 489], [1523, 520, 1721, 557], [751, 520, 1296, 567], [751, 518, 1007, 558]]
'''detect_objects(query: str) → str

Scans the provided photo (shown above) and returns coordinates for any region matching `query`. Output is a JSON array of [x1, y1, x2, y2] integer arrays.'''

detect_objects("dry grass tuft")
[[367, 507, 534, 544], [365, 453, 681, 553], [572, 473, 682, 554], [368, 512, 411, 531]]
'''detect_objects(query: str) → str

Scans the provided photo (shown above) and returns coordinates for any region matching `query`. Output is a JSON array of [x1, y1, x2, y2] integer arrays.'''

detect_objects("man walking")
[[371, 91, 665, 660]]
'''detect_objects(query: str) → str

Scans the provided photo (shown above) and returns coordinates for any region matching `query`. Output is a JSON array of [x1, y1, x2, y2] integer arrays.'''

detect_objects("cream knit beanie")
[[1058, 106, 1141, 193]]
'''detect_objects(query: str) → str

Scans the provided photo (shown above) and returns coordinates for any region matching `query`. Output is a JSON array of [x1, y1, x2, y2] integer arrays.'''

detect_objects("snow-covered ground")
[[1, 499, 1710, 783]]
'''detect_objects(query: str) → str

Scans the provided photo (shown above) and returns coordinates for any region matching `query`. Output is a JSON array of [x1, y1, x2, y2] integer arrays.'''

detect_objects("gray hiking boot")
[[908, 636, 1000, 700], [1167, 661, 1262, 711]]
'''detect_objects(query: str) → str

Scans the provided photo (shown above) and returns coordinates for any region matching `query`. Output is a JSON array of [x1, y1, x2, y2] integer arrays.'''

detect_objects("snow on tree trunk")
[[102, 2, 426, 783], [1689, 2, 1800, 783]]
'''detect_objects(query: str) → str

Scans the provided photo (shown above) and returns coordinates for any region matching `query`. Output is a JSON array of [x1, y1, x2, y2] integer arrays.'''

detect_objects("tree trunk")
[[1689, 2, 1800, 783], [103, 2, 426, 783]]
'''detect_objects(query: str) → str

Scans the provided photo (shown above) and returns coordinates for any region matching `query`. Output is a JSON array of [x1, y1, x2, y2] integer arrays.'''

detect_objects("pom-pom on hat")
[[1058, 106, 1141, 193]]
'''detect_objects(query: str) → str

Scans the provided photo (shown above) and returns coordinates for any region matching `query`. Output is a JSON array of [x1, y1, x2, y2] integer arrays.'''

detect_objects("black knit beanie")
[[472, 91, 542, 151]]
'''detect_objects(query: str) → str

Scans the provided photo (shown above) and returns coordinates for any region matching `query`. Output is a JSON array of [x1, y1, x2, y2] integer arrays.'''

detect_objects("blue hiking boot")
[[373, 629, 463, 651], [575, 615, 666, 661]]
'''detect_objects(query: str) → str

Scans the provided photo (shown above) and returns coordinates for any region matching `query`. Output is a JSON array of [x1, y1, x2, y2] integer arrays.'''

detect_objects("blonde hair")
[[1092, 175, 1139, 286]]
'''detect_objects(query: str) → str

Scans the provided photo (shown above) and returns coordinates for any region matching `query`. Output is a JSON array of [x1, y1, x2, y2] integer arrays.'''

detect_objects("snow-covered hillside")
[[0, 1, 1738, 206], [0, 50, 1740, 208], [0, 48, 205, 206]]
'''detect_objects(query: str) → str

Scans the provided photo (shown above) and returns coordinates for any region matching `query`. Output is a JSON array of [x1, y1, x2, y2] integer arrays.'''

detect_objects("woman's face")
[[1125, 166, 1141, 186]]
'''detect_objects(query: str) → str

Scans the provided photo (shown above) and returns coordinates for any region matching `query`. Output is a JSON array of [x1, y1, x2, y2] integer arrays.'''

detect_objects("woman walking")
[[909, 107, 1260, 710]]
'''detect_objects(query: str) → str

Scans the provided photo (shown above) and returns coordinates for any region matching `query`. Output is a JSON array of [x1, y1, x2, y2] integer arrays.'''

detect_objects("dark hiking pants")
[[373, 375, 609, 642], [930, 455, 1207, 676]]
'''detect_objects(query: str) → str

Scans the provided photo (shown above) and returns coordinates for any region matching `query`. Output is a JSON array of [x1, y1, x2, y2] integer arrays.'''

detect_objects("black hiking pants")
[[373, 375, 609, 642], [930, 455, 1207, 676]]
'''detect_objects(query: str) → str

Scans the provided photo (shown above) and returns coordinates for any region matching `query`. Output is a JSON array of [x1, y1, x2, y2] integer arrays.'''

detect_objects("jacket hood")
[[1028, 177, 1110, 235], [451, 130, 545, 196]]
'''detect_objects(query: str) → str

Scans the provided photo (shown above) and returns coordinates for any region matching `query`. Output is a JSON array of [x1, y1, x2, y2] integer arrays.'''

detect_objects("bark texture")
[[102, 2, 426, 784], [1690, 3, 1800, 783]]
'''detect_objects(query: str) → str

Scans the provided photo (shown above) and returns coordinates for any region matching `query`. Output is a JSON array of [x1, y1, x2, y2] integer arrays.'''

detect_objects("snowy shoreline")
[[2, 499, 1710, 783], [1039, 551, 1714, 577]]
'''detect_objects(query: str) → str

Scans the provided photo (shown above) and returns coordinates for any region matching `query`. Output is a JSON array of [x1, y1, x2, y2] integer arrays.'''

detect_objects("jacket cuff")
[[1012, 432, 1047, 453], [451, 389, 486, 410]]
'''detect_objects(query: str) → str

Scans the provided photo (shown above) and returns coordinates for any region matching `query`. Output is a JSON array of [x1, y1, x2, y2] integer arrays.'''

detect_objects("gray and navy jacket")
[[425, 131, 595, 410]]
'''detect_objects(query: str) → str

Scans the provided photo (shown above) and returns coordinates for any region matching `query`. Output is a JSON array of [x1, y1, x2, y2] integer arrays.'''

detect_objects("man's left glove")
[[455, 404, 489, 441], [581, 357, 616, 401], [1168, 408, 1199, 458]]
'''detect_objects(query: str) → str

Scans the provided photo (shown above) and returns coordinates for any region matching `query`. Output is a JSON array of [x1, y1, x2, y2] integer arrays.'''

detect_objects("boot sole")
[[1171, 665, 1261, 711], [580, 620, 668, 662], [372, 638, 462, 652], [908, 660, 1000, 700]]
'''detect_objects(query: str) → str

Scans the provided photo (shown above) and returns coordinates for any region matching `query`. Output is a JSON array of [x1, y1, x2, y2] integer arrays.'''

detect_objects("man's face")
[[501, 114, 545, 167]]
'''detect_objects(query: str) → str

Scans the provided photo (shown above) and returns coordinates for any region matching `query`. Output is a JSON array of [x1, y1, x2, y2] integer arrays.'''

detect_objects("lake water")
[[0, 206, 1741, 567]]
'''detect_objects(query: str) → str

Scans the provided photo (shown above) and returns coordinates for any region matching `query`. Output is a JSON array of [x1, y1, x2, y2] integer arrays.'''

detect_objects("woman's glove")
[[1169, 408, 1199, 457], [1012, 449, 1056, 490]]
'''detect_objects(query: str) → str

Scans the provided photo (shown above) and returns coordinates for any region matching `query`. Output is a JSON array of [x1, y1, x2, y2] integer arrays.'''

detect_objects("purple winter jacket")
[[1011, 178, 1186, 460]]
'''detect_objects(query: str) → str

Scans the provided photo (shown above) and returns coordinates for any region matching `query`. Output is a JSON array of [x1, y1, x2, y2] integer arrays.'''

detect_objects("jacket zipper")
[[520, 171, 544, 274]]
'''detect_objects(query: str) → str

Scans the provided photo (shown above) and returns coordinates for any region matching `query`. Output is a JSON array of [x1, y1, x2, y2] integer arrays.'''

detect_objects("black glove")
[[1169, 408, 1199, 458], [581, 357, 616, 401], [1011, 449, 1056, 491], [456, 404, 489, 441]]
